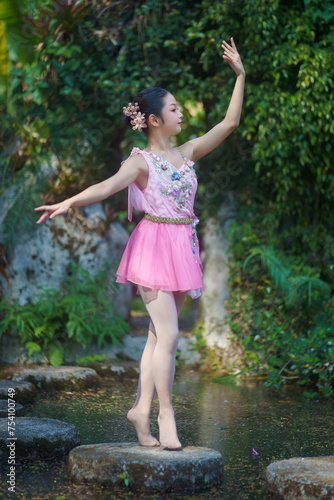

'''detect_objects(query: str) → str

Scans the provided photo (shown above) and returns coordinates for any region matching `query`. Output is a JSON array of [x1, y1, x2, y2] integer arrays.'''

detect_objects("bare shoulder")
[[120, 150, 148, 174], [177, 141, 195, 162]]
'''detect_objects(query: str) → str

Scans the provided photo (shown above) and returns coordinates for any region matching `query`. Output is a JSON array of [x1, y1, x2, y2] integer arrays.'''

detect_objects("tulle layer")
[[116, 219, 204, 299]]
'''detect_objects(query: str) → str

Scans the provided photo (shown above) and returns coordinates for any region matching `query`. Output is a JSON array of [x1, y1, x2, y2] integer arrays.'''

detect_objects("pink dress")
[[116, 147, 204, 299]]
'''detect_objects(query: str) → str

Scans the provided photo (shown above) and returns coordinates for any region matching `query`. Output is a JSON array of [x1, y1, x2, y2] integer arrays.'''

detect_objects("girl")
[[35, 37, 245, 450]]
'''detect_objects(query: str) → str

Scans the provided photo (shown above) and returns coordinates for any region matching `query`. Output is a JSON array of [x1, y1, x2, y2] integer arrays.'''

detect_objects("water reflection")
[[0, 374, 333, 499]]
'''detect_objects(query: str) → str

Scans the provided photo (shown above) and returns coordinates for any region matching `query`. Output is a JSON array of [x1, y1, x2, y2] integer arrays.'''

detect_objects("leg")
[[127, 320, 160, 446], [139, 287, 186, 449]]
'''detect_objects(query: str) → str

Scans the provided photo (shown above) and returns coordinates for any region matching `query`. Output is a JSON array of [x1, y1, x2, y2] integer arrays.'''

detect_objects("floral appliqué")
[[151, 156, 196, 211]]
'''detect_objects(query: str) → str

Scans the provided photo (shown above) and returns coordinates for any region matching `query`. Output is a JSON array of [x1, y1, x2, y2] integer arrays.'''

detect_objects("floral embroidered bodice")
[[123, 147, 198, 222]]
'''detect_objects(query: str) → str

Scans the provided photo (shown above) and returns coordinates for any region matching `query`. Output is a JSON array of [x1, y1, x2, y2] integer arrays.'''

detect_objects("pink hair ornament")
[[123, 102, 147, 132]]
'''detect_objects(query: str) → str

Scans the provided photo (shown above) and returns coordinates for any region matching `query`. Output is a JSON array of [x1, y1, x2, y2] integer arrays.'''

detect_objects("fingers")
[[34, 204, 58, 212], [221, 37, 237, 54], [36, 212, 50, 224]]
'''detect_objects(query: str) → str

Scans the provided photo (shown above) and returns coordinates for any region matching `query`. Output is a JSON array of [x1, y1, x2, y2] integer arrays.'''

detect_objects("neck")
[[145, 134, 172, 155]]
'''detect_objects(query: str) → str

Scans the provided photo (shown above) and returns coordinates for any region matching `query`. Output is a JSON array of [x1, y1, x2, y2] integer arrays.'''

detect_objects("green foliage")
[[118, 471, 129, 487], [0, 261, 129, 366], [75, 354, 109, 365], [225, 190, 334, 399], [1, 168, 48, 257], [212, 369, 247, 386], [175, 349, 181, 368], [243, 245, 331, 307], [1, 0, 333, 255], [1, 0, 333, 400]]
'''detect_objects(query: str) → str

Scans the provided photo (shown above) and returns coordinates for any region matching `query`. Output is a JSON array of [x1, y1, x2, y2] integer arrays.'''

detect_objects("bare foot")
[[158, 409, 182, 450], [127, 408, 160, 447]]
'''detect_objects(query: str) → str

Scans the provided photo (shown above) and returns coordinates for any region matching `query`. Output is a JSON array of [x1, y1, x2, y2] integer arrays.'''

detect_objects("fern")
[[0, 261, 129, 364], [287, 276, 331, 307], [25, 341, 41, 356], [243, 245, 331, 307], [243, 245, 291, 294], [47, 343, 64, 366]]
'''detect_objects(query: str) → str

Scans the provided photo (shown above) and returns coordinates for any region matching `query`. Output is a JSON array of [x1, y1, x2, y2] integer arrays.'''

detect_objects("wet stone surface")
[[8, 365, 100, 391], [88, 360, 139, 378], [0, 399, 24, 417], [0, 380, 36, 405], [0, 417, 81, 460], [265, 456, 334, 499], [67, 442, 223, 493]]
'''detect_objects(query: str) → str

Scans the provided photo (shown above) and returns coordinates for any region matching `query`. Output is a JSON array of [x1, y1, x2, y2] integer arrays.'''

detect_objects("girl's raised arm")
[[181, 37, 245, 163], [34, 154, 147, 224]]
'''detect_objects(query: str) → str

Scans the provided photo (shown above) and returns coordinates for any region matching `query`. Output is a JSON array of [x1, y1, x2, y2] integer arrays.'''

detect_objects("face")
[[159, 93, 183, 134]]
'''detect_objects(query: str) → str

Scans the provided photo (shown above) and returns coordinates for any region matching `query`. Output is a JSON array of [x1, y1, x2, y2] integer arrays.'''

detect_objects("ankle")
[[128, 406, 151, 417], [158, 408, 175, 419]]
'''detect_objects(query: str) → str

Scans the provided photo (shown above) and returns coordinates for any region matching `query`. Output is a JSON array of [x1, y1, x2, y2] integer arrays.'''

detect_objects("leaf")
[[47, 344, 64, 366], [25, 341, 41, 356]]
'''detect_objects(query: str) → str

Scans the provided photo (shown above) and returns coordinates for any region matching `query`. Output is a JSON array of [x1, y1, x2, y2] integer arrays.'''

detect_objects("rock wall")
[[0, 159, 132, 364], [0, 200, 131, 315]]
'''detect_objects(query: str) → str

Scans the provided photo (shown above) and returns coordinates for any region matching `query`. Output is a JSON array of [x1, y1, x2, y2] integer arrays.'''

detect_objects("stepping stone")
[[0, 417, 81, 461], [0, 399, 24, 417], [67, 442, 223, 493], [265, 456, 334, 499], [9, 366, 100, 391], [0, 380, 36, 405], [87, 360, 139, 378]]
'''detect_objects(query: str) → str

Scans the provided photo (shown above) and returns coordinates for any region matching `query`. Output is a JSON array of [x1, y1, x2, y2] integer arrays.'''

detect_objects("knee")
[[158, 328, 179, 354]]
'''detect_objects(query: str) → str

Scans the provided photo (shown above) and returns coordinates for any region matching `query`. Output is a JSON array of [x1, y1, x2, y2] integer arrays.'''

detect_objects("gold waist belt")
[[144, 214, 193, 225]]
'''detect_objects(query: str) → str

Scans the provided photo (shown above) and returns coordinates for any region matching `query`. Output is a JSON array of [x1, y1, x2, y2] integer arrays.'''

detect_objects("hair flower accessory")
[[123, 102, 147, 131]]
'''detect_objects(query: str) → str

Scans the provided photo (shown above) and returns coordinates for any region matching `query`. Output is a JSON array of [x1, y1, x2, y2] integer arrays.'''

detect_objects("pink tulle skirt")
[[116, 218, 204, 298]]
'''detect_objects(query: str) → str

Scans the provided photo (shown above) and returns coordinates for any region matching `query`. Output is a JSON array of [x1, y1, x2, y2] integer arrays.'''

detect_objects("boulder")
[[0, 380, 36, 405], [9, 365, 99, 391], [0, 417, 81, 460], [67, 442, 223, 493], [265, 456, 334, 499], [0, 399, 24, 417]]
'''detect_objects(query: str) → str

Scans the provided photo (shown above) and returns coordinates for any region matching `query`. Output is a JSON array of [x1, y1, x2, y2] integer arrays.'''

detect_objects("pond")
[[0, 369, 333, 500]]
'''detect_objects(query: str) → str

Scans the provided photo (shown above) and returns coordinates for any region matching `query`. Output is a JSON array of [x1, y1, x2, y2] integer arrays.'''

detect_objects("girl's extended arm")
[[182, 37, 245, 163], [34, 155, 146, 224]]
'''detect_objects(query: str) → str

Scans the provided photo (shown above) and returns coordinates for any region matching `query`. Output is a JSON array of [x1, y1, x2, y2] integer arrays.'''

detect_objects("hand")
[[221, 37, 245, 76], [34, 201, 71, 224]]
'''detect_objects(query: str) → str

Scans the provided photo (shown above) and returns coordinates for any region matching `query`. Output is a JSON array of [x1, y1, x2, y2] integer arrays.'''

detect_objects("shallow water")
[[0, 371, 333, 499]]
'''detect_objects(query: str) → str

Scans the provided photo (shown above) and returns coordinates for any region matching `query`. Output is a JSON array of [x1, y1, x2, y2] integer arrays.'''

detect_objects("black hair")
[[124, 87, 170, 135]]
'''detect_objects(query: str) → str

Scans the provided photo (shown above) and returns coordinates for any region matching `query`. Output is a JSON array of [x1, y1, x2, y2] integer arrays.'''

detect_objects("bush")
[[225, 190, 334, 399], [0, 261, 129, 366]]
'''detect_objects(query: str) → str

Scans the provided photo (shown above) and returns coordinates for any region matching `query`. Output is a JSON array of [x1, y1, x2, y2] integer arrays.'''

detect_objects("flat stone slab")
[[88, 360, 139, 378], [0, 399, 24, 417], [67, 442, 223, 493], [265, 456, 334, 499], [9, 366, 100, 391], [0, 380, 36, 405], [0, 417, 81, 461]]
